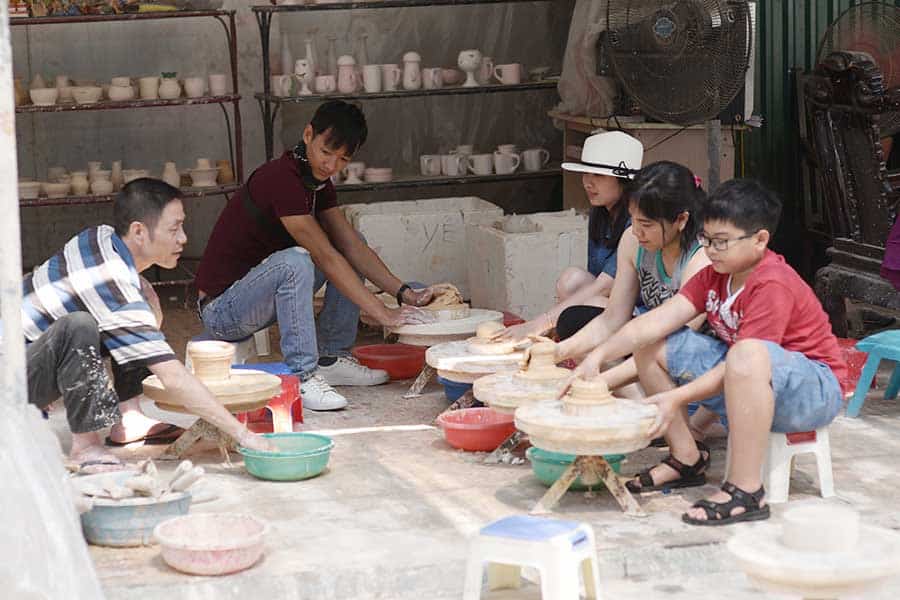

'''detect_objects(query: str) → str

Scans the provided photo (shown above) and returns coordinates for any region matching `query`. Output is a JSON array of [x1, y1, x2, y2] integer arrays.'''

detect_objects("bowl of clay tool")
[[74, 471, 192, 547], [526, 447, 625, 491], [351, 344, 426, 380], [436, 375, 473, 402], [436, 407, 517, 452], [238, 432, 334, 481], [154, 513, 268, 576]]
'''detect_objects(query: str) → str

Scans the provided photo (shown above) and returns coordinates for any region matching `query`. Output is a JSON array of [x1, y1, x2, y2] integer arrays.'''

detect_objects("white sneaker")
[[317, 356, 389, 387], [300, 375, 348, 411]]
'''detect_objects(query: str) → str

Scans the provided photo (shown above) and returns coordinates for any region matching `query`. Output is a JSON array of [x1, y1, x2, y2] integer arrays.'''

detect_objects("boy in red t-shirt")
[[567, 179, 845, 526]]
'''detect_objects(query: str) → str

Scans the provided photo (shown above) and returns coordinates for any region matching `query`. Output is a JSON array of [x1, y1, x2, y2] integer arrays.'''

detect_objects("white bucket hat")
[[562, 130, 644, 179]]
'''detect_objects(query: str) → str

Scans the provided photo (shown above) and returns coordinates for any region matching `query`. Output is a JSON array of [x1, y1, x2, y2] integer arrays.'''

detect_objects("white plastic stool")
[[725, 427, 835, 504], [463, 515, 600, 600]]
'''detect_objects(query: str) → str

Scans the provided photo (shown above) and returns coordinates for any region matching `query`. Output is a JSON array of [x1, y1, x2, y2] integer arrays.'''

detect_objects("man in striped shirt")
[[21, 178, 270, 469]]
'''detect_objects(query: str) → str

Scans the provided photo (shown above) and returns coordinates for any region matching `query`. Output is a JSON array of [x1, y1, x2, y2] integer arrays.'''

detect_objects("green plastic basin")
[[526, 447, 625, 491], [238, 433, 334, 481]]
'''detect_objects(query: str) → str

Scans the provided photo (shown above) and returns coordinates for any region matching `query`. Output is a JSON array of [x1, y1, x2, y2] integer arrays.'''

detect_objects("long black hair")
[[628, 161, 705, 253], [588, 178, 631, 249]]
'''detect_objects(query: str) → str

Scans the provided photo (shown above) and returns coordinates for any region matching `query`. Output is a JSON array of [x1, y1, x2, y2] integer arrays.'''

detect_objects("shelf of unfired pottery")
[[255, 81, 555, 104], [19, 183, 240, 208], [10, 10, 233, 26], [334, 165, 560, 192], [255, 1, 550, 10], [16, 94, 241, 114]]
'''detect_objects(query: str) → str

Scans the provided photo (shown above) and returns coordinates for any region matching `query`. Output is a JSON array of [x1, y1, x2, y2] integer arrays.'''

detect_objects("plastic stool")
[[463, 515, 600, 600], [724, 428, 835, 504], [233, 362, 302, 433], [846, 330, 900, 417]]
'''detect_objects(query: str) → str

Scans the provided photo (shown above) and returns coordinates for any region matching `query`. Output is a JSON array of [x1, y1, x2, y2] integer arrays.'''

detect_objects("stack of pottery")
[[41, 175, 71, 198], [189, 158, 219, 188], [89, 164, 114, 196], [108, 77, 135, 102]]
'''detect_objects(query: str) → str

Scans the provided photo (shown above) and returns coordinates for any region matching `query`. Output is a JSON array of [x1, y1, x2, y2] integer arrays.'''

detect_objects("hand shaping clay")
[[466, 320, 518, 355]]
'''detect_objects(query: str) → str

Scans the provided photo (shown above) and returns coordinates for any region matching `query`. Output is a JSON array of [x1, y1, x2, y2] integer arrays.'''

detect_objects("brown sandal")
[[626, 441, 710, 493]]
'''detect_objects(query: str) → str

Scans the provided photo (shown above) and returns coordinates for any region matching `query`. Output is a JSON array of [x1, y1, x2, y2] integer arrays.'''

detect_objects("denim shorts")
[[665, 328, 843, 433]]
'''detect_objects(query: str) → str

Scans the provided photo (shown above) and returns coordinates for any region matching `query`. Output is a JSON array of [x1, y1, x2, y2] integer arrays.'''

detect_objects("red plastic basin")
[[351, 344, 427, 380], [436, 407, 517, 452]]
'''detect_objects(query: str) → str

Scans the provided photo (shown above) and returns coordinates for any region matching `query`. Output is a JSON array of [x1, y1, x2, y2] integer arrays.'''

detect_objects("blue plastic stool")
[[463, 515, 600, 599], [846, 330, 900, 418]]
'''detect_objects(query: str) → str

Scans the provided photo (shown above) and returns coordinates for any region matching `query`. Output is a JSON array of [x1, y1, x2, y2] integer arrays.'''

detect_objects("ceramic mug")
[[315, 75, 336, 94], [381, 64, 402, 92], [477, 56, 495, 85], [362, 65, 381, 93], [184, 77, 205, 98], [522, 148, 551, 172], [493, 63, 523, 85], [138, 76, 159, 100], [468, 153, 493, 176], [420, 155, 442, 177], [441, 154, 465, 176], [493, 151, 521, 175], [422, 67, 443, 90], [496, 144, 519, 155], [343, 161, 366, 184], [208, 73, 228, 96]]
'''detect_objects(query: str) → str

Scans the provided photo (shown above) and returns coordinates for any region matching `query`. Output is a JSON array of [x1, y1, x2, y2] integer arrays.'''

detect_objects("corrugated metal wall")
[[747, 0, 899, 266]]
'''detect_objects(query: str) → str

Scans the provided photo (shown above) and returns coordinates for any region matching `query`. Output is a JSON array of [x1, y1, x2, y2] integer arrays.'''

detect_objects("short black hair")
[[628, 161, 706, 253], [309, 100, 368, 155], [113, 178, 181, 237], [703, 178, 782, 235]]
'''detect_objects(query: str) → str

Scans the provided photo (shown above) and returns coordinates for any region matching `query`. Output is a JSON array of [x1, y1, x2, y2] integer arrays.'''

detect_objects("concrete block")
[[343, 197, 503, 298], [467, 210, 587, 319]]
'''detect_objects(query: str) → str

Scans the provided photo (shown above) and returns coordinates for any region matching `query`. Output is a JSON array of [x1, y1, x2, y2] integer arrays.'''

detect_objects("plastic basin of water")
[[238, 432, 334, 481], [436, 375, 473, 402], [154, 513, 268, 576], [526, 447, 625, 491], [351, 344, 426, 380], [75, 472, 192, 547], [436, 407, 516, 451]]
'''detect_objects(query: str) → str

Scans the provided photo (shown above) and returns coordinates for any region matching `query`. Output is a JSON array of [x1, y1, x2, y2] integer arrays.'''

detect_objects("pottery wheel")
[[514, 378, 657, 455], [388, 309, 503, 347], [143, 369, 282, 414], [473, 373, 568, 414], [728, 524, 900, 599], [426, 340, 526, 385]]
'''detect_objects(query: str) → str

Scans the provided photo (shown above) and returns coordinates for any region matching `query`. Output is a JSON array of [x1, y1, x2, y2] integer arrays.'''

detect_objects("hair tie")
[[693, 175, 703, 189]]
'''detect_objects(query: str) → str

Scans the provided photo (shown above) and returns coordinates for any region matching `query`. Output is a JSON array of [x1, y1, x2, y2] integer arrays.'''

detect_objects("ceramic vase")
[[217, 160, 235, 184], [159, 75, 181, 100], [70, 172, 90, 195], [162, 162, 180, 188]]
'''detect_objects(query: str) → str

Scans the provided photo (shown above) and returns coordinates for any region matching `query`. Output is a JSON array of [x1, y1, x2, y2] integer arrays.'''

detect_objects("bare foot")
[[69, 443, 126, 475], [107, 398, 180, 444]]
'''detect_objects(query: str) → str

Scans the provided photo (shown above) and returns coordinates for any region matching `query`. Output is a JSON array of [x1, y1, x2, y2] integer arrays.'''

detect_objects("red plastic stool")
[[233, 364, 302, 434], [836, 337, 870, 396]]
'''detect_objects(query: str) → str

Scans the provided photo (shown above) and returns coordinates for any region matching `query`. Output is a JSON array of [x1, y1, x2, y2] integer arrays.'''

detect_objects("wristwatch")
[[396, 283, 412, 306]]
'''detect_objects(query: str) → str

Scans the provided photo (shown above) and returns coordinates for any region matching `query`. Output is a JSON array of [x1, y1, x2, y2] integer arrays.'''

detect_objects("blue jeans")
[[666, 328, 843, 433], [200, 246, 361, 380]]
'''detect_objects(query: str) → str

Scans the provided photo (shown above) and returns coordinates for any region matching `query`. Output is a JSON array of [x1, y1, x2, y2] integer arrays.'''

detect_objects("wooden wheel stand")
[[531, 455, 644, 517]]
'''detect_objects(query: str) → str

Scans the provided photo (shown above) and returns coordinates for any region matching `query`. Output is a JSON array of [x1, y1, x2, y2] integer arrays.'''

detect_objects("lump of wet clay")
[[467, 320, 517, 355]]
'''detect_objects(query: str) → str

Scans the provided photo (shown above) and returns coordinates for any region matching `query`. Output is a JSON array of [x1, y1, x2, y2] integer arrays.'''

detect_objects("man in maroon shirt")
[[196, 101, 433, 410]]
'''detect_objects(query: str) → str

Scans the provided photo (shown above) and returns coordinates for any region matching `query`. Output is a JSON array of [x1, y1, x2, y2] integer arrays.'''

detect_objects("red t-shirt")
[[679, 250, 847, 381], [196, 151, 338, 297]]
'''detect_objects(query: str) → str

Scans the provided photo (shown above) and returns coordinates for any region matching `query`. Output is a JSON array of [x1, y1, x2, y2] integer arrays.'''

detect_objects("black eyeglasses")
[[697, 231, 759, 251]]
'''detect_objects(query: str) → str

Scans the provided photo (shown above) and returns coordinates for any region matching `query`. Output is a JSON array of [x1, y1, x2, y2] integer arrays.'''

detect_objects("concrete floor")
[[48, 307, 900, 599]]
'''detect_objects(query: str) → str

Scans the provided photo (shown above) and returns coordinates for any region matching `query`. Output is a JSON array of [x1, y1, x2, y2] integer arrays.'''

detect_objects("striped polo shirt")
[[21, 225, 175, 366]]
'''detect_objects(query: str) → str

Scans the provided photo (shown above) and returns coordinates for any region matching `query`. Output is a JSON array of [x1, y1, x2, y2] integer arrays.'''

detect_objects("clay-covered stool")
[[233, 362, 302, 433], [847, 330, 900, 417], [463, 515, 600, 600]]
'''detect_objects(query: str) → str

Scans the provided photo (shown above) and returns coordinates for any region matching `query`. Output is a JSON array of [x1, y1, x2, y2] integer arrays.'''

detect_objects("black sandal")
[[681, 481, 771, 526], [625, 441, 710, 493]]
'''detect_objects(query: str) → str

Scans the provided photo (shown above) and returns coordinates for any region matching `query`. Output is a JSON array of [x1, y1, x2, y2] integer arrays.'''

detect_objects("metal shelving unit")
[[13, 9, 244, 206], [250, 1, 561, 189]]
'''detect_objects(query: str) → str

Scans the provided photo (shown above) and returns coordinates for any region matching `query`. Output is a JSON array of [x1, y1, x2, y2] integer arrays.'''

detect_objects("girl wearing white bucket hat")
[[496, 130, 644, 342]]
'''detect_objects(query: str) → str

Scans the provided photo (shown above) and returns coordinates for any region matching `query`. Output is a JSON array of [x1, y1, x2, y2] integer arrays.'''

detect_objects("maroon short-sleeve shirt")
[[196, 151, 337, 297]]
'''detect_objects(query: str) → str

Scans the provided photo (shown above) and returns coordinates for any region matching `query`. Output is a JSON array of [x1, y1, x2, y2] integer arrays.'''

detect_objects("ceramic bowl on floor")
[[71, 86, 103, 104], [238, 432, 334, 481], [29, 87, 58, 106], [154, 513, 267, 576]]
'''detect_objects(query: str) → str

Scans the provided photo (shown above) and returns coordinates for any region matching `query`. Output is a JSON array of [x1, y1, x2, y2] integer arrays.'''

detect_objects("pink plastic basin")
[[351, 344, 426, 380], [436, 407, 517, 452], [153, 513, 268, 576]]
